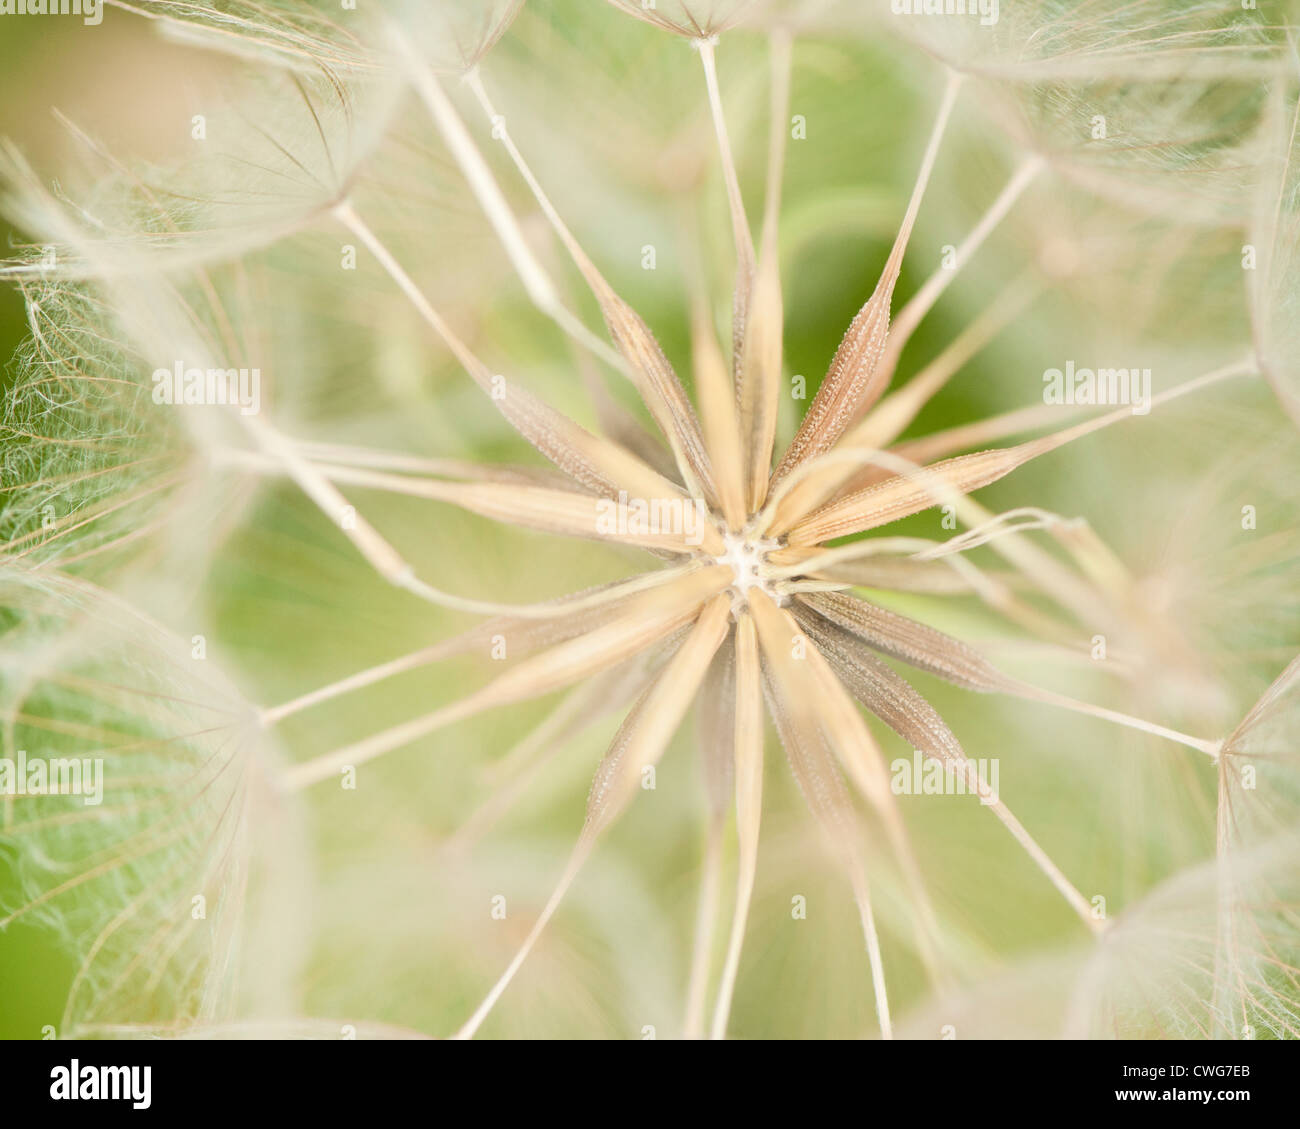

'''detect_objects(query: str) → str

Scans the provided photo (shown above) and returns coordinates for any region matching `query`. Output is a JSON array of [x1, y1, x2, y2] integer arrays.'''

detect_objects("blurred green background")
[[0, 19, 81, 1040], [0, 15, 215, 1037]]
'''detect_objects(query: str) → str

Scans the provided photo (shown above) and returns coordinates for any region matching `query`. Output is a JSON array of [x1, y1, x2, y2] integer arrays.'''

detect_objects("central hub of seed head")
[[716, 532, 781, 614]]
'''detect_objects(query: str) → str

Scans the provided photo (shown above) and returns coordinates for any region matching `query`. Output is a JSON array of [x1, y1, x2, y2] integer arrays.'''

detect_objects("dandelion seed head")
[[0, 568, 309, 1031], [2, 0, 1297, 1041]]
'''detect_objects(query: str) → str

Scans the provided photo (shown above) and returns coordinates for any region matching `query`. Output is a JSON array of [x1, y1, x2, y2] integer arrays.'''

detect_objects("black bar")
[[2, 1037, 1291, 1115]]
